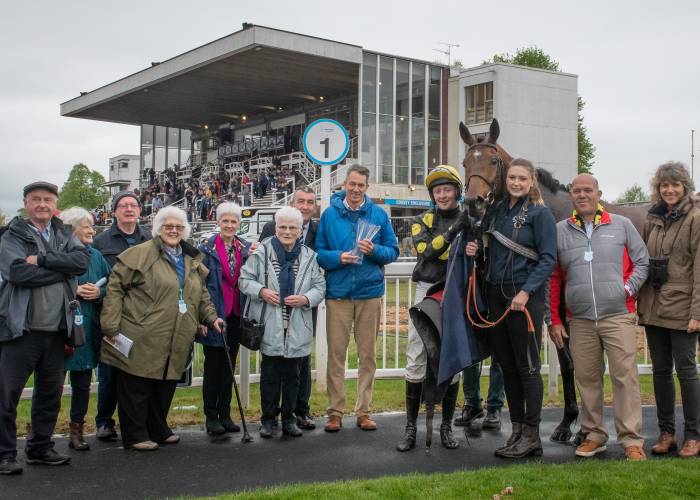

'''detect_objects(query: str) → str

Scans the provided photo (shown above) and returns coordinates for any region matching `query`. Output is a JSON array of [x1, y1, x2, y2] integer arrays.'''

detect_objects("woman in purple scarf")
[[196, 202, 251, 435]]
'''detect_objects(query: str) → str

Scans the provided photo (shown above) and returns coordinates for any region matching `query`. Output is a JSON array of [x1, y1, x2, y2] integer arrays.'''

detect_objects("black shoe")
[[296, 414, 316, 430], [495, 422, 523, 454], [26, 448, 71, 466], [453, 404, 484, 427], [271, 419, 279, 429], [397, 381, 422, 452], [96, 425, 118, 442], [440, 382, 460, 449], [206, 417, 226, 436], [0, 457, 23, 475], [220, 417, 241, 433], [397, 423, 417, 452], [440, 424, 460, 449], [259, 422, 274, 438], [282, 421, 303, 437], [482, 409, 502, 430]]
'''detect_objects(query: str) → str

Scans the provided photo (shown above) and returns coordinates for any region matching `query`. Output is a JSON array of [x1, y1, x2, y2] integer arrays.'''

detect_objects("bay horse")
[[459, 118, 649, 443]]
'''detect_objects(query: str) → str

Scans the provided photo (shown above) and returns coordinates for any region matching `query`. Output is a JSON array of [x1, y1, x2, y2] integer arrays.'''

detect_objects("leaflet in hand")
[[103, 333, 133, 358], [351, 219, 381, 264]]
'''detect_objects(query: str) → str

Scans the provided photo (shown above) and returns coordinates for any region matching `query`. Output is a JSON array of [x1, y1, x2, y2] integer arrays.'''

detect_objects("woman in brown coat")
[[638, 161, 700, 458], [101, 206, 223, 451]]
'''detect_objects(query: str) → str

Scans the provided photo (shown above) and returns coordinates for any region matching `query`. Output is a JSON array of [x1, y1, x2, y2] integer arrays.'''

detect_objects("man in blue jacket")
[[316, 165, 399, 432]]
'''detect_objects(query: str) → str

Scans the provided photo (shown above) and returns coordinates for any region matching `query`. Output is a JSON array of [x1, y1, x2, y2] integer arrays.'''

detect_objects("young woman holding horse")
[[465, 158, 557, 458]]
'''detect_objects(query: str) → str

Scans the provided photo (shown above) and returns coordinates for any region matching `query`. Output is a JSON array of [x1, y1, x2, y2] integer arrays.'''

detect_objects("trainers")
[[259, 421, 274, 439], [26, 448, 71, 465], [96, 425, 118, 442], [296, 414, 316, 430], [453, 404, 484, 427], [575, 439, 607, 457], [625, 445, 647, 461], [0, 457, 23, 475]]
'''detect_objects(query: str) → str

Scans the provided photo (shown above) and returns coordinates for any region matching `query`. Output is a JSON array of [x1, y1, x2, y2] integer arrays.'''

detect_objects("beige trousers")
[[326, 298, 382, 417], [570, 313, 644, 449]]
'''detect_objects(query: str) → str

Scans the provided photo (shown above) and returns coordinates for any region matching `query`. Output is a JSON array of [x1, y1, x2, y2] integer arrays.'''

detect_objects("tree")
[[483, 46, 596, 174], [0, 209, 7, 227], [58, 163, 108, 210], [614, 183, 649, 204]]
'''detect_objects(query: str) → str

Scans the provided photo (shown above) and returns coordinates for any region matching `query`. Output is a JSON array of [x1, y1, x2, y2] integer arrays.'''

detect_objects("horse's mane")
[[536, 168, 569, 193]]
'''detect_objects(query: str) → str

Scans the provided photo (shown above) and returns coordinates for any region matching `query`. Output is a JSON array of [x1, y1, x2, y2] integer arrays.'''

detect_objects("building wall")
[[109, 155, 140, 191], [447, 63, 578, 185]]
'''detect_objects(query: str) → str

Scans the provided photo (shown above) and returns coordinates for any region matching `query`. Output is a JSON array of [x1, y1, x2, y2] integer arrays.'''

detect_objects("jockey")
[[397, 165, 468, 452]]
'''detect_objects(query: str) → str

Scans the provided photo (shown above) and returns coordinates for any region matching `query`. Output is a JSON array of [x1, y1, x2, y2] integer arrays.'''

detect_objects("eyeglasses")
[[162, 224, 186, 232], [277, 225, 299, 233], [116, 203, 140, 210]]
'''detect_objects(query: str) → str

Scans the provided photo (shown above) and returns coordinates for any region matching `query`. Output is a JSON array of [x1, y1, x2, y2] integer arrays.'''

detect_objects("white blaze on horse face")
[[473, 150, 481, 159]]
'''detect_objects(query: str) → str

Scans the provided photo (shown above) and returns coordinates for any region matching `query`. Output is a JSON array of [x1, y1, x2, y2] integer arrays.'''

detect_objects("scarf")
[[214, 235, 243, 316], [572, 203, 605, 228], [271, 237, 302, 303]]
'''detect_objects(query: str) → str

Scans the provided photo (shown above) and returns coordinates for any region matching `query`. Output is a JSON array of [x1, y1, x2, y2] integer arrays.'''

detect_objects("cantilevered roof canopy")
[[60, 25, 362, 129]]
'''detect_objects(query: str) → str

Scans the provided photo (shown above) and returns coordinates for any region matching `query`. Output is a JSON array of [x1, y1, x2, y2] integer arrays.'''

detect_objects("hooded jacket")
[[637, 198, 700, 331], [0, 216, 90, 342], [315, 191, 399, 299], [550, 207, 649, 325]]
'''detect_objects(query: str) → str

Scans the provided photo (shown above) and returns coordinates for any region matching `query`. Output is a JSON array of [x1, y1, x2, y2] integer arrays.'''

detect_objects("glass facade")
[[361, 53, 442, 185], [140, 125, 192, 172]]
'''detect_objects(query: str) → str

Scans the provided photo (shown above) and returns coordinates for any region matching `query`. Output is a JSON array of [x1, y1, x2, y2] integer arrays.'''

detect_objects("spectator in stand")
[[152, 193, 164, 214], [93, 191, 151, 442], [59, 207, 111, 452], [316, 165, 399, 432], [637, 162, 700, 458], [242, 183, 251, 207], [100, 206, 224, 451], [260, 172, 269, 198], [0, 182, 90, 475]]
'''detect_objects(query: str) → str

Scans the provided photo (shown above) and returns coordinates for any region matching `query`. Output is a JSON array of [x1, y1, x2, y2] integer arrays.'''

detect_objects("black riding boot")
[[440, 382, 460, 449], [497, 424, 542, 458], [495, 422, 523, 455], [397, 381, 422, 452]]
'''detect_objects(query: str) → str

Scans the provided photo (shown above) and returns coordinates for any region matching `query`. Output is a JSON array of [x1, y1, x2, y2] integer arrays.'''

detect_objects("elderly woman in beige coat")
[[101, 206, 223, 451], [638, 161, 700, 458]]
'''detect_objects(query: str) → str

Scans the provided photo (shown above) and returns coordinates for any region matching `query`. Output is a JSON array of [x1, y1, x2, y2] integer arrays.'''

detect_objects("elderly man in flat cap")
[[0, 182, 90, 475], [92, 191, 151, 442]]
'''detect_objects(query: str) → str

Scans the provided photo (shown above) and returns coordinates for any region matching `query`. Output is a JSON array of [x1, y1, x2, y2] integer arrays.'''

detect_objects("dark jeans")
[[645, 325, 700, 440], [114, 368, 177, 447], [487, 285, 545, 427], [68, 369, 93, 423], [462, 358, 505, 411], [0, 331, 65, 459], [260, 355, 302, 425], [96, 361, 117, 429], [294, 355, 312, 416], [202, 318, 240, 420]]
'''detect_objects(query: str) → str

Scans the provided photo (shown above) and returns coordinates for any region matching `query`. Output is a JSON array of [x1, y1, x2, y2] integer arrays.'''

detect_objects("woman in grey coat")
[[239, 207, 325, 438]]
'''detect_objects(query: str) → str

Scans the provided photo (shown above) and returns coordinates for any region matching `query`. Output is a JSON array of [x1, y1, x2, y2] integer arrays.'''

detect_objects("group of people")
[[400, 159, 699, 463], [1, 156, 698, 476]]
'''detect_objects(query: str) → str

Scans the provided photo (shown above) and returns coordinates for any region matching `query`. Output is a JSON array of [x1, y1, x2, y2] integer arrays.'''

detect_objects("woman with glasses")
[[239, 207, 325, 438], [101, 206, 224, 451]]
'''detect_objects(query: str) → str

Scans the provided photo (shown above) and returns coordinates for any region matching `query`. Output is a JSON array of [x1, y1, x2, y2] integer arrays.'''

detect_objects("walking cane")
[[220, 321, 253, 443]]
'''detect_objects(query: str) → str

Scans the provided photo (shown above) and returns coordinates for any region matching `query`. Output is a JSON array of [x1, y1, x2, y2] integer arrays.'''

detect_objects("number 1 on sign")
[[320, 137, 329, 159]]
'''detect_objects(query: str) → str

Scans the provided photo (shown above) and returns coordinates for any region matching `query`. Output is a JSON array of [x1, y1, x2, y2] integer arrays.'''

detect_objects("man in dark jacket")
[[258, 187, 318, 429], [92, 191, 151, 441], [316, 165, 399, 432], [0, 182, 90, 475]]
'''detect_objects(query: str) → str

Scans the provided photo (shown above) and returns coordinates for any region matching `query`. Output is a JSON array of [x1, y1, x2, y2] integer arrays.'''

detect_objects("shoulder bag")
[[239, 244, 268, 351]]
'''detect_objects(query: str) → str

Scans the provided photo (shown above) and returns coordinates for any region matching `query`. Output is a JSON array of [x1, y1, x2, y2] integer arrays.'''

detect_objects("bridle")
[[464, 143, 506, 208]]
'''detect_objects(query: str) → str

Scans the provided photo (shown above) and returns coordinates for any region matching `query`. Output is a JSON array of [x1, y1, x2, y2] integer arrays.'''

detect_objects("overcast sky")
[[1, 0, 698, 217]]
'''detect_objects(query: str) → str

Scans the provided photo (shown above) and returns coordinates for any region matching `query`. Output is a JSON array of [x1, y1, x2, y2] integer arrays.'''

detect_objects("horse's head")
[[460, 118, 513, 226]]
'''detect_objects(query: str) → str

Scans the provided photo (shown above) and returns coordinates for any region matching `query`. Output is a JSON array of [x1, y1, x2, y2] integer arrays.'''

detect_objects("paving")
[[1, 406, 681, 499]]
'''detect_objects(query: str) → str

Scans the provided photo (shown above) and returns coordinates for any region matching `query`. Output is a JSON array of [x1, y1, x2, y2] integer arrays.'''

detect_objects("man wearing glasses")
[[92, 191, 151, 442]]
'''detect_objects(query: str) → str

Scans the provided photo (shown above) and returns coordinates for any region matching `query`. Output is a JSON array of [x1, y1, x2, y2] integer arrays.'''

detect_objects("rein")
[[465, 262, 535, 334]]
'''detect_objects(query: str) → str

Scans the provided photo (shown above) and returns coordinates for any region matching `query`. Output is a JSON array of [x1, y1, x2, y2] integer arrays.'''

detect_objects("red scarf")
[[214, 234, 242, 316]]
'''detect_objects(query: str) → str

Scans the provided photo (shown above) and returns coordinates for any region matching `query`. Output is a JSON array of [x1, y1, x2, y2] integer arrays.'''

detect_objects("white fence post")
[[314, 164, 331, 393], [544, 324, 559, 397], [239, 346, 251, 408]]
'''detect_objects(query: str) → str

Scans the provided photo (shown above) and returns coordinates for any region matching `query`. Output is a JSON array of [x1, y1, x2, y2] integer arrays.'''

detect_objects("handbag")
[[239, 245, 268, 351], [63, 281, 86, 348]]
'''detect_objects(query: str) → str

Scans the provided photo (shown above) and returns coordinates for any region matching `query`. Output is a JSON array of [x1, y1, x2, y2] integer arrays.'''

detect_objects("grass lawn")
[[193, 459, 698, 499], [16, 374, 679, 437]]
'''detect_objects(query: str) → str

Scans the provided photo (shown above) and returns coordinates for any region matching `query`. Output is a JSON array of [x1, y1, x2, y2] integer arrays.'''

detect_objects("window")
[[465, 82, 493, 124], [395, 60, 409, 184]]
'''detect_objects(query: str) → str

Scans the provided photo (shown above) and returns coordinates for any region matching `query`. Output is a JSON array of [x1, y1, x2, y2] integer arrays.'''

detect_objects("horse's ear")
[[487, 119, 500, 144], [459, 122, 475, 146]]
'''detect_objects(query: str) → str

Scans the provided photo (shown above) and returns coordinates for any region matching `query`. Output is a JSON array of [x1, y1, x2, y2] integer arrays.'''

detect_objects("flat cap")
[[23, 181, 59, 197]]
